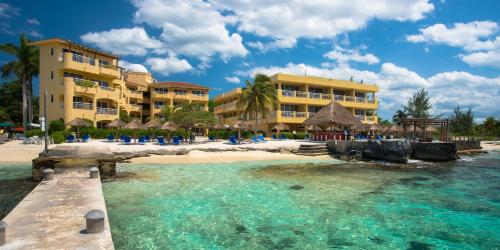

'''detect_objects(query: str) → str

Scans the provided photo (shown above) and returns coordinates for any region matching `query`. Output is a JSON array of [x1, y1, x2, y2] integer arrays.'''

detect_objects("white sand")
[[0, 139, 323, 163], [481, 141, 500, 151]]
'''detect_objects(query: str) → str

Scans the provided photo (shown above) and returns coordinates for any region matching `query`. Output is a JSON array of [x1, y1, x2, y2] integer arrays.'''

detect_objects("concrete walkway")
[[1, 167, 114, 249]]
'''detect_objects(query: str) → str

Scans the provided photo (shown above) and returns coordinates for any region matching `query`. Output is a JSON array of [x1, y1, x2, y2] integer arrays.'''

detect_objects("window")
[[99, 59, 109, 67], [192, 90, 205, 96], [50, 48, 54, 55], [174, 89, 187, 95], [154, 101, 165, 109], [154, 88, 168, 94], [63, 72, 83, 79], [281, 84, 299, 91], [309, 87, 323, 94], [50, 71, 54, 79], [50, 95, 54, 103]]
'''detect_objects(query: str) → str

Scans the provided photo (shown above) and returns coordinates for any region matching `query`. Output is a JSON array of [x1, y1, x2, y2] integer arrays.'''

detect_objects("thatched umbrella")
[[161, 122, 177, 142], [145, 119, 162, 139], [232, 120, 249, 140], [303, 101, 363, 130], [106, 119, 126, 141], [124, 119, 147, 143], [406, 125, 423, 134], [212, 123, 225, 129], [368, 124, 383, 132], [67, 118, 91, 139], [306, 125, 322, 131], [386, 124, 404, 134], [272, 123, 290, 136]]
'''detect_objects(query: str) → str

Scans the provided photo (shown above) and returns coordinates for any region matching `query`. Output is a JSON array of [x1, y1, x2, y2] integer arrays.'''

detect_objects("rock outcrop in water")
[[326, 140, 411, 163], [412, 142, 458, 161]]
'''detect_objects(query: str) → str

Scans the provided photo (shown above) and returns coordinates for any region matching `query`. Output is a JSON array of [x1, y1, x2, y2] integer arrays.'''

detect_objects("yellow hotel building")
[[31, 39, 209, 128], [214, 73, 379, 133]]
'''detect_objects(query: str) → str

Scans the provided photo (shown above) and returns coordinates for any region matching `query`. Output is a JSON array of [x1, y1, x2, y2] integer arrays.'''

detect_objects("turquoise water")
[[0, 163, 39, 219], [103, 153, 500, 249]]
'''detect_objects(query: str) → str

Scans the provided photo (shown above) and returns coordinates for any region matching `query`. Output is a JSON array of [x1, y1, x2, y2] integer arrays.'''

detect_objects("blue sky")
[[1, 0, 499, 121]]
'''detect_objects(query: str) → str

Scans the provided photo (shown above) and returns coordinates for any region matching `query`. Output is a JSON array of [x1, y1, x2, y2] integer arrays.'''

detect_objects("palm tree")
[[237, 74, 278, 135], [0, 34, 39, 135], [392, 109, 407, 125], [403, 88, 431, 118]]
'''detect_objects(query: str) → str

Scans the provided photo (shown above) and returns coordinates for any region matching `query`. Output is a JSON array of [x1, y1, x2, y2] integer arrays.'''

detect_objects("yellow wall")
[[214, 73, 380, 133], [34, 39, 210, 128]]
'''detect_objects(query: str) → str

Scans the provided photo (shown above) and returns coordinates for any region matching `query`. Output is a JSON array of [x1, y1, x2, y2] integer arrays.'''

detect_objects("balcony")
[[73, 102, 93, 110], [278, 89, 377, 108], [59, 53, 119, 78], [96, 107, 118, 115], [129, 104, 142, 112]]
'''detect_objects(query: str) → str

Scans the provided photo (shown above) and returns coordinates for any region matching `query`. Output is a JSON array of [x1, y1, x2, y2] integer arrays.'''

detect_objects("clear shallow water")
[[103, 152, 500, 249], [0, 163, 39, 219]]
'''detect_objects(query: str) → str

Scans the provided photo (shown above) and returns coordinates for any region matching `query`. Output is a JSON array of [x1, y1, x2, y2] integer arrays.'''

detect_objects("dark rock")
[[235, 224, 247, 234], [289, 185, 304, 190], [408, 241, 432, 250], [369, 236, 384, 245], [326, 140, 411, 163], [412, 142, 458, 161], [275, 237, 295, 249]]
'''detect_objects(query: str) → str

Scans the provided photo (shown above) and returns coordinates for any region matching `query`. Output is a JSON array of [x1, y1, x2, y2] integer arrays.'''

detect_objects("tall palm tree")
[[237, 74, 278, 135], [0, 34, 39, 134], [392, 109, 407, 125]]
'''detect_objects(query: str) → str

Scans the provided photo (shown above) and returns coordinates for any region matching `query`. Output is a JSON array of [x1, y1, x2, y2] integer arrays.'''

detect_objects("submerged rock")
[[408, 241, 432, 250], [289, 185, 304, 190], [235, 224, 247, 234]]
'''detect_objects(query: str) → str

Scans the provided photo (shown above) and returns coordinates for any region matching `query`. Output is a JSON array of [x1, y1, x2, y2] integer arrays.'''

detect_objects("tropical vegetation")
[[237, 74, 278, 135], [0, 34, 39, 134]]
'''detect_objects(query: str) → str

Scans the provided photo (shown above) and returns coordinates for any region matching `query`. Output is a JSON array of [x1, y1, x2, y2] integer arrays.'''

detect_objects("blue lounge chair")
[[208, 135, 215, 141], [272, 134, 278, 140], [280, 134, 287, 140], [119, 135, 126, 141], [251, 136, 260, 143], [138, 136, 146, 145], [82, 134, 90, 142], [157, 137, 166, 145], [67, 134, 75, 143], [376, 135, 382, 141], [144, 135, 150, 142], [229, 136, 238, 145], [172, 136, 180, 145], [107, 134, 114, 142], [124, 136, 132, 145], [258, 135, 268, 142], [178, 135, 184, 143]]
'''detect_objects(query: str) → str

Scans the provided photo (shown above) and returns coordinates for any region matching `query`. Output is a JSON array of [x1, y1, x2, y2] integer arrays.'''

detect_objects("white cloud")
[[406, 21, 500, 69], [132, 0, 248, 62], [81, 27, 164, 56], [26, 18, 40, 25], [224, 76, 240, 83], [212, 0, 434, 49], [145, 56, 193, 76], [406, 21, 499, 51], [118, 60, 149, 73], [0, 3, 20, 18], [242, 62, 499, 120], [324, 46, 380, 65], [459, 50, 500, 69]]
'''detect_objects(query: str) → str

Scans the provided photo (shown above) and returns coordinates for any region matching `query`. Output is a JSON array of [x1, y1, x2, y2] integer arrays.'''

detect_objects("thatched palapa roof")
[[303, 101, 363, 129], [161, 122, 178, 131], [145, 119, 162, 129], [124, 119, 147, 130], [272, 123, 290, 131], [67, 118, 91, 127], [106, 119, 126, 128]]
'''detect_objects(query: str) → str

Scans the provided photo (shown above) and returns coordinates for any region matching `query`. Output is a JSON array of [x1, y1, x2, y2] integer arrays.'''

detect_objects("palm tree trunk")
[[254, 110, 258, 135], [27, 77, 33, 123], [22, 78, 28, 136]]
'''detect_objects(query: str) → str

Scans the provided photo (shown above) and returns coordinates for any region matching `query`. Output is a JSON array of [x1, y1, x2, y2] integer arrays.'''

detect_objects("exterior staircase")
[[296, 143, 330, 156]]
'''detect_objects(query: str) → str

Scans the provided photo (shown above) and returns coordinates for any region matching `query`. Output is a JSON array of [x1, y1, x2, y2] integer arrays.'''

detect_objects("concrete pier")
[[0, 167, 114, 249]]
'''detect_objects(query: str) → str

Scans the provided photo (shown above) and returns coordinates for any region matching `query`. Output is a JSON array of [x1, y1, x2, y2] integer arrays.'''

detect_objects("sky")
[[0, 0, 499, 121]]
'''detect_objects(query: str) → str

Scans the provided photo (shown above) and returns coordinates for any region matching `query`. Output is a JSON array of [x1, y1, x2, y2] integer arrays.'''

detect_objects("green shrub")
[[74, 79, 96, 88], [49, 119, 65, 134], [51, 131, 65, 144], [279, 131, 307, 139], [26, 129, 44, 137]]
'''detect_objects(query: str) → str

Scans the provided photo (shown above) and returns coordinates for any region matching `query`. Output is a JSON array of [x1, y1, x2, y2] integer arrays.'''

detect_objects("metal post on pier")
[[43, 89, 49, 156]]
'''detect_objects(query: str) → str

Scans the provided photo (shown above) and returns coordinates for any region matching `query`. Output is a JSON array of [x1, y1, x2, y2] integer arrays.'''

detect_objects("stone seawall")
[[326, 140, 458, 162], [453, 140, 481, 151]]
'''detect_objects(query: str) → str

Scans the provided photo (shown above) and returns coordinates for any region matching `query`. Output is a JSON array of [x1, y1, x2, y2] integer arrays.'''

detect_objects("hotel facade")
[[214, 73, 379, 133], [31, 39, 209, 128]]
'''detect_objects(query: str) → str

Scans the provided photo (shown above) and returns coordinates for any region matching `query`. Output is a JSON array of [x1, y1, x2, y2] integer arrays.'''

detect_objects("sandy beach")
[[0, 139, 325, 163]]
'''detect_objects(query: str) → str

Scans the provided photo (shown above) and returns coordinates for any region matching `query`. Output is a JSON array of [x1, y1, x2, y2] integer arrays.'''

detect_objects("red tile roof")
[[156, 81, 208, 90]]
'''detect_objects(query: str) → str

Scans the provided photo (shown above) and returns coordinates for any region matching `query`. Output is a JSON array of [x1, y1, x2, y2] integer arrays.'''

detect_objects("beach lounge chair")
[[258, 135, 268, 142], [280, 134, 288, 140], [178, 135, 184, 143], [119, 135, 126, 141], [82, 134, 90, 142], [208, 135, 215, 142], [124, 136, 132, 145], [376, 135, 382, 141], [157, 137, 166, 145], [107, 134, 114, 142], [229, 136, 239, 145], [172, 136, 180, 145], [138, 136, 146, 145], [67, 134, 75, 143], [272, 134, 278, 140], [144, 135, 151, 142], [251, 136, 260, 143]]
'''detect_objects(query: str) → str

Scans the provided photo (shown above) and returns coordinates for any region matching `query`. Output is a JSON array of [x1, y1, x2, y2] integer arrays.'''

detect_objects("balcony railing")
[[96, 107, 118, 115], [60, 53, 118, 70], [355, 115, 365, 120], [99, 86, 115, 91], [73, 102, 93, 110], [280, 91, 377, 104], [174, 92, 188, 96]]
